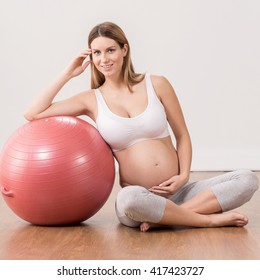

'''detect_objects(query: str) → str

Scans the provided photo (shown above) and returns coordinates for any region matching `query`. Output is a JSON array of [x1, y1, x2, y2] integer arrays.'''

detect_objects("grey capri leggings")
[[115, 169, 259, 228]]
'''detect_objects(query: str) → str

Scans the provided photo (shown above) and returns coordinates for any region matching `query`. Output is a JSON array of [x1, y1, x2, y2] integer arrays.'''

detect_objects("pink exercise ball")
[[0, 116, 115, 226]]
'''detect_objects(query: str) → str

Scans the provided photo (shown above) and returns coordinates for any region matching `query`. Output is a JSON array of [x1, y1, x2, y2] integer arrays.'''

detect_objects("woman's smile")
[[101, 63, 113, 70]]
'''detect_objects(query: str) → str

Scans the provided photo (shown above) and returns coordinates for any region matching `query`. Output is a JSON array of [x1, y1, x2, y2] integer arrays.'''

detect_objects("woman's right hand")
[[63, 49, 92, 79], [24, 49, 92, 121]]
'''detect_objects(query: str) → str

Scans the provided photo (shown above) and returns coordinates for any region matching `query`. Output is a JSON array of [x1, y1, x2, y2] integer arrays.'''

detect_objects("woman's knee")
[[115, 186, 145, 227], [115, 185, 166, 224], [116, 186, 145, 214], [210, 169, 258, 212], [235, 169, 259, 195], [223, 169, 258, 211]]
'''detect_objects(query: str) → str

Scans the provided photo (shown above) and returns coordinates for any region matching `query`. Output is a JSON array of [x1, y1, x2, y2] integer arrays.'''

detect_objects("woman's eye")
[[108, 48, 115, 53], [93, 51, 101, 55]]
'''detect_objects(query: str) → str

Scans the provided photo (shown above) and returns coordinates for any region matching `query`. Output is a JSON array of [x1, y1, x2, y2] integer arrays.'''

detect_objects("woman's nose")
[[101, 53, 109, 63]]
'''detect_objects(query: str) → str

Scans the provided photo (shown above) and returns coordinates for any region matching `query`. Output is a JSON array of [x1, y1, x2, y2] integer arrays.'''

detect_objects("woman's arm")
[[150, 75, 192, 195], [24, 49, 92, 121]]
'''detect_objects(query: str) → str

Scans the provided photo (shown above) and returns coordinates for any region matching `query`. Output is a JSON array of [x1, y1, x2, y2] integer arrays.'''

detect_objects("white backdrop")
[[0, 0, 259, 171]]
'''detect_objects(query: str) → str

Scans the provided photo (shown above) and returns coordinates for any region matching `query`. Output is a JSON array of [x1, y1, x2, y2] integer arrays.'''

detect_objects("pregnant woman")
[[24, 22, 258, 232]]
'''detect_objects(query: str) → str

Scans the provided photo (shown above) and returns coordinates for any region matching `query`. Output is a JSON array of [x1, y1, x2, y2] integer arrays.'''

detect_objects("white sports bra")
[[94, 73, 170, 152]]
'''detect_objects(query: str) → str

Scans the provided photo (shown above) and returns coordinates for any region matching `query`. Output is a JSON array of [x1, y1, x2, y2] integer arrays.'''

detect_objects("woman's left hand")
[[149, 174, 188, 197]]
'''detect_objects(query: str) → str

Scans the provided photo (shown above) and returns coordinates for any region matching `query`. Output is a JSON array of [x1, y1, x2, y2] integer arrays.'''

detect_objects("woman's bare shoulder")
[[77, 88, 95, 96], [150, 74, 174, 98], [76, 89, 96, 102], [74, 89, 97, 115], [150, 74, 168, 84]]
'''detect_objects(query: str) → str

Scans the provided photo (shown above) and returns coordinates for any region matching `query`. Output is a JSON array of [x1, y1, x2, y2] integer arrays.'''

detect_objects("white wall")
[[0, 0, 259, 171]]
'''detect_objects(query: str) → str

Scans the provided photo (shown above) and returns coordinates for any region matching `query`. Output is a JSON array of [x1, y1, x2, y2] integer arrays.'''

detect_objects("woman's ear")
[[123, 44, 128, 57]]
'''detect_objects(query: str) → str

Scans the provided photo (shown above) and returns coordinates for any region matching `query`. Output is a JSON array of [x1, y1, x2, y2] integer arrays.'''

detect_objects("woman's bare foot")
[[140, 211, 248, 232], [208, 211, 248, 227], [140, 222, 170, 232], [140, 222, 159, 232]]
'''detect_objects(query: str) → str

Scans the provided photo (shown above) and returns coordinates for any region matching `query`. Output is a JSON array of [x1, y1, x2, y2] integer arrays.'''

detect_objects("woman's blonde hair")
[[88, 22, 144, 91]]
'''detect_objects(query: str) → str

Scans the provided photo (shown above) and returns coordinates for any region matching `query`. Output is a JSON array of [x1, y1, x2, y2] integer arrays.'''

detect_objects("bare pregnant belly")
[[114, 136, 179, 189]]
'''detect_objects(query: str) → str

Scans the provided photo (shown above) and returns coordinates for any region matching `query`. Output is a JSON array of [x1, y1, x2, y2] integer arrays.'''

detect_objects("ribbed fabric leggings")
[[115, 169, 259, 227]]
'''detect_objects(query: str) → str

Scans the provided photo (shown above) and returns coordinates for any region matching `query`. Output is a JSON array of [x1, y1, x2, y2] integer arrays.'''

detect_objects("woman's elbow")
[[23, 113, 32, 122], [23, 111, 37, 122]]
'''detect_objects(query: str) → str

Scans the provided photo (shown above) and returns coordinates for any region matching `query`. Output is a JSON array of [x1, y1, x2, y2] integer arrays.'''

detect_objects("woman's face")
[[90, 36, 127, 78]]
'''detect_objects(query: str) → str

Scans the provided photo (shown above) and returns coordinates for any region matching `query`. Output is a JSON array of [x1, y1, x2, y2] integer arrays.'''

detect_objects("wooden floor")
[[0, 172, 259, 260]]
